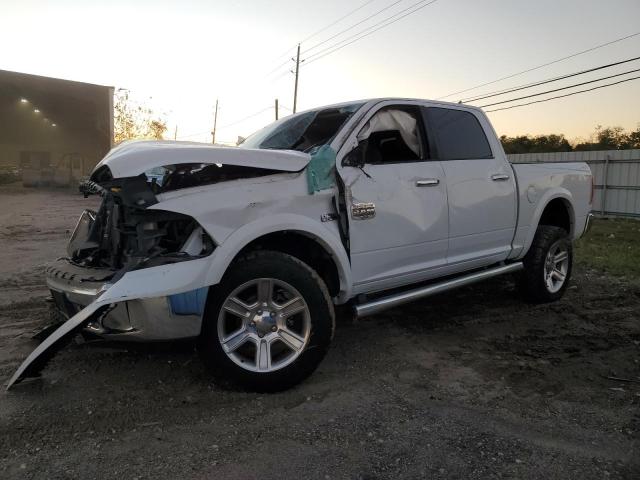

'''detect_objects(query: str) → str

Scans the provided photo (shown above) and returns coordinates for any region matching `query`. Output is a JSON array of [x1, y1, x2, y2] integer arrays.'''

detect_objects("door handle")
[[491, 173, 510, 181], [416, 178, 440, 187]]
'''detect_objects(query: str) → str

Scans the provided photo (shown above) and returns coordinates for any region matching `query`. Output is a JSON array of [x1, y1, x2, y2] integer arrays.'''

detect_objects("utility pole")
[[211, 99, 219, 144], [275, 98, 279, 120], [173, 125, 178, 141], [293, 44, 300, 113]]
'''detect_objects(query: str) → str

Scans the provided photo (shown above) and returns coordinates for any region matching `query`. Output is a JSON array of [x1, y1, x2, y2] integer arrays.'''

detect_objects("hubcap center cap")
[[252, 310, 276, 335]]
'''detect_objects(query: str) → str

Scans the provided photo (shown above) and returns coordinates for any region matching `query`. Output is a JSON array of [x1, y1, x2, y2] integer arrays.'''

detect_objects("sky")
[[1, 0, 639, 144]]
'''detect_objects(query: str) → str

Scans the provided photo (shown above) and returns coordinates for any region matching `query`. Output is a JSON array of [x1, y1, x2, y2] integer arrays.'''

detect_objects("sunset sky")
[[2, 0, 639, 144]]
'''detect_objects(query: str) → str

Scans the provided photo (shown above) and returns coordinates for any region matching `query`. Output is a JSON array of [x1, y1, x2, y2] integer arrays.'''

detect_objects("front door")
[[338, 104, 449, 294]]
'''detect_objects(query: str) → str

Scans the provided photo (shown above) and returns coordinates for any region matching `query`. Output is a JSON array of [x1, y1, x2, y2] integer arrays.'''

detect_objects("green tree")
[[627, 125, 640, 149], [572, 125, 640, 151], [500, 134, 572, 154], [114, 90, 167, 144]]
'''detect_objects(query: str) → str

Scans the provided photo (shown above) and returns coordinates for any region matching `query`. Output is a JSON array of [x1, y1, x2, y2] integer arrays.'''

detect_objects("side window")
[[356, 107, 426, 165], [424, 107, 492, 160]]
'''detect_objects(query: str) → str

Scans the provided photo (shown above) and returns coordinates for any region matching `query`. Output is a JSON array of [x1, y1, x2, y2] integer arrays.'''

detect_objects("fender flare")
[[521, 188, 576, 256], [202, 213, 353, 302]]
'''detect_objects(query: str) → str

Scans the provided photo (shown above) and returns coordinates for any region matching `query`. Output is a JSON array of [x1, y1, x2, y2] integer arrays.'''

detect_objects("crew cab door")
[[337, 103, 449, 294], [422, 106, 516, 268]]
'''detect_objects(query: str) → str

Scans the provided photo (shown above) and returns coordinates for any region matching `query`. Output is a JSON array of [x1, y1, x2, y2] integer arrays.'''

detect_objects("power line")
[[484, 75, 640, 113], [300, 0, 379, 44], [463, 56, 640, 103], [177, 105, 282, 141], [478, 67, 640, 108], [302, 0, 405, 55], [437, 31, 640, 100], [265, 0, 378, 77], [304, 0, 434, 62], [304, 0, 440, 66], [217, 106, 274, 130], [265, 0, 439, 101], [264, 57, 296, 78]]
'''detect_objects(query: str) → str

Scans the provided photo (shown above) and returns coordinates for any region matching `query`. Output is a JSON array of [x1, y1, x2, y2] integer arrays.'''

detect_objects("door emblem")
[[351, 202, 376, 220], [320, 213, 338, 222]]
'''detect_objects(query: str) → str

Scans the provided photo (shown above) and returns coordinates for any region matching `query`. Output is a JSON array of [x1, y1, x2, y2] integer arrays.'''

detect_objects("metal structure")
[[0, 69, 113, 187], [509, 149, 640, 218]]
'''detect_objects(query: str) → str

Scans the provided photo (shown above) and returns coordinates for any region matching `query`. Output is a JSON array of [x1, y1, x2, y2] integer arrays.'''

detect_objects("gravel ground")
[[0, 185, 638, 479]]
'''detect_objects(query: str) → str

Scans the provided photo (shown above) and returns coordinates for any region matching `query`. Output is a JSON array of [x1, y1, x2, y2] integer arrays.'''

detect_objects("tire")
[[519, 225, 572, 303], [198, 250, 335, 392]]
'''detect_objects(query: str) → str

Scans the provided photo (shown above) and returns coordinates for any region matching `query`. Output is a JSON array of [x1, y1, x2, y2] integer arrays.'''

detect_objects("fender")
[[201, 213, 353, 303], [518, 188, 575, 258]]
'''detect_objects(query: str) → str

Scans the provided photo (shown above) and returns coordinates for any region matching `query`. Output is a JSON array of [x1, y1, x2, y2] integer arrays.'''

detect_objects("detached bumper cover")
[[7, 257, 213, 390], [582, 212, 594, 236]]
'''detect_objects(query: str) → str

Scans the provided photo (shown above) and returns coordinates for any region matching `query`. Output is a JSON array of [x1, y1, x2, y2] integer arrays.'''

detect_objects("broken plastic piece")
[[7, 302, 110, 389], [306, 145, 337, 194]]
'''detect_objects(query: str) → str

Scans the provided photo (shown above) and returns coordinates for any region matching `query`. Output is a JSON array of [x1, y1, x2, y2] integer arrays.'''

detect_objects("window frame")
[[421, 106, 494, 161]]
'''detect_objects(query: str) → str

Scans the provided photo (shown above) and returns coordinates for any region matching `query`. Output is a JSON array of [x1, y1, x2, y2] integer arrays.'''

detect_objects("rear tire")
[[519, 225, 572, 303], [198, 250, 335, 392]]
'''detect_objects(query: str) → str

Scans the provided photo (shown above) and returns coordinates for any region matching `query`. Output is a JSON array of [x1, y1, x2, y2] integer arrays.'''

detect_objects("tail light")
[[589, 175, 595, 205]]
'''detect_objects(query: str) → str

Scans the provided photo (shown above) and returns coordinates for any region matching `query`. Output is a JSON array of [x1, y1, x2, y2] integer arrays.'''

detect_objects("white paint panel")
[[509, 149, 640, 217]]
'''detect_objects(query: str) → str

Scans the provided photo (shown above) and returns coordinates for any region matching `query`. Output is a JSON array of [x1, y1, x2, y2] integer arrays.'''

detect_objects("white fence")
[[508, 149, 640, 219]]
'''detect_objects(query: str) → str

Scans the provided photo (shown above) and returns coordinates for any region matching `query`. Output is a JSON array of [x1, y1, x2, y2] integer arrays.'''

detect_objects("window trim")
[[422, 106, 494, 161]]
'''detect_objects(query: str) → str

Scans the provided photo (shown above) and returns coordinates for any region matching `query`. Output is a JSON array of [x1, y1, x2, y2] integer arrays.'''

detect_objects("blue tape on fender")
[[306, 145, 336, 194], [168, 287, 208, 316]]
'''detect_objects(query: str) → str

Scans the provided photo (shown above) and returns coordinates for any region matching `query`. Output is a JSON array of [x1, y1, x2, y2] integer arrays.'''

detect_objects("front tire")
[[198, 251, 335, 392], [519, 225, 572, 303]]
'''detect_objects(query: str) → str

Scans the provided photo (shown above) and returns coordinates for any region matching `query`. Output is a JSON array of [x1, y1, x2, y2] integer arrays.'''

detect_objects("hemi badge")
[[351, 202, 375, 220]]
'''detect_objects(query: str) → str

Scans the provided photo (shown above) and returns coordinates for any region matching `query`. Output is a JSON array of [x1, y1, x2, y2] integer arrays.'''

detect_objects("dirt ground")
[[0, 185, 638, 479]]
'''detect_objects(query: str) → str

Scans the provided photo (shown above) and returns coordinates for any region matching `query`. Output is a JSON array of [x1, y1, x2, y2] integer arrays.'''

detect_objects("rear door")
[[423, 106, 516, 268]]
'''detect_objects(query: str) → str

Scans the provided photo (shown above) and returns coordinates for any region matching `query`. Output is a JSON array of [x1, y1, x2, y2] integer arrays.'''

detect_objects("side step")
[[354, 262, 524, 318]]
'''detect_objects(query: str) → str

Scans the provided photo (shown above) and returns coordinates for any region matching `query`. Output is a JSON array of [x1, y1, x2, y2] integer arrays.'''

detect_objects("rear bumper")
[[45, 259, 203, 341]]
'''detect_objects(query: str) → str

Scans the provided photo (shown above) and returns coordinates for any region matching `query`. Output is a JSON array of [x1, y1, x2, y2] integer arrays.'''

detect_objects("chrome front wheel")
[[217, 278, 311, 373], [198, 250, 334, 392]]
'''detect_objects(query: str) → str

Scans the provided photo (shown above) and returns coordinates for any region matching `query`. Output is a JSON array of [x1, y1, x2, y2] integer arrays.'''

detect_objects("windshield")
[[239, 102, 364, 152]]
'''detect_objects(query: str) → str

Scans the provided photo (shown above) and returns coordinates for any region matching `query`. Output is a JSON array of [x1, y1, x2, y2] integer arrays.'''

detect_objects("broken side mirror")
[[342, 140, 367, 168]]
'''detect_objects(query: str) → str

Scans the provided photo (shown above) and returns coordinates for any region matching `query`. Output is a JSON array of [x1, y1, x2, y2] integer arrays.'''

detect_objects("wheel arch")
[[522, 189, 576, 256], [203, 214, 353, 303]]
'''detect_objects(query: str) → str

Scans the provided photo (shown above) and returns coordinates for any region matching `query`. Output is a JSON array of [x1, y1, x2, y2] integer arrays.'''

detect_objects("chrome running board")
[[354, 262, 524, 318]]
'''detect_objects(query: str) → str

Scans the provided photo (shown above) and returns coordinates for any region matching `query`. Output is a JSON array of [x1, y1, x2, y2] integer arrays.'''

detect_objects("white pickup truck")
[[8, 98, 593, 391]]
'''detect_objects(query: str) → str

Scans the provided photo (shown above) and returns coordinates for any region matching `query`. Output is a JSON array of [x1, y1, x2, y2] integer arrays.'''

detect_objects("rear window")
[[425, 107, 493, 160]]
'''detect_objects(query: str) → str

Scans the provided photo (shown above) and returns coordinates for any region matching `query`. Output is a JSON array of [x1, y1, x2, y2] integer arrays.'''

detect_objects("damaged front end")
[[7, 107, 356, 389], [8, 166, 221, 389]]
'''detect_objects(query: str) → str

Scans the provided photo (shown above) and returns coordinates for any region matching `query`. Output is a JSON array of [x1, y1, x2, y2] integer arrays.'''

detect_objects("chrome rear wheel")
[[544, 240, 570, 293], [520, 225, 573, 303]]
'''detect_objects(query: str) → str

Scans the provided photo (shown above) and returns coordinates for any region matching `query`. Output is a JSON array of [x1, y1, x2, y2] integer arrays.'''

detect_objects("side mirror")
[[342, 141, 367, 168]]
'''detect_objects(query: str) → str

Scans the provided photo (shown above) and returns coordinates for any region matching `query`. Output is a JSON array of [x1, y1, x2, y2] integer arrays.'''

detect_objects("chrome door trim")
[[416, 178, 440, 187]]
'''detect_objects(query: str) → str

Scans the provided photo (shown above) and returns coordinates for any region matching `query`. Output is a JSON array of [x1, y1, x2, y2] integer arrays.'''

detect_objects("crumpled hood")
[[93, 140, 311, 179]]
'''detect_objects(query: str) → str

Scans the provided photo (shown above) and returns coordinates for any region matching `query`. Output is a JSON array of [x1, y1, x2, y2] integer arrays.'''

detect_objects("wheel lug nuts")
[[271, 326, 277, 332], [257, 310, 262, 315], [258, 333, 264, 338]]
